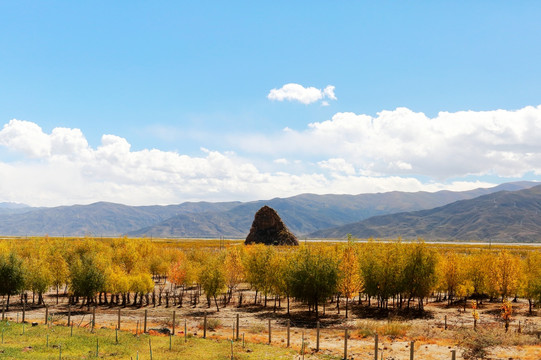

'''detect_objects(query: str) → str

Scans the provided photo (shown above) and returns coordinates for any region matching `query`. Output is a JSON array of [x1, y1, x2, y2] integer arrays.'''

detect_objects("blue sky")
[[0, 1, 540, 206]]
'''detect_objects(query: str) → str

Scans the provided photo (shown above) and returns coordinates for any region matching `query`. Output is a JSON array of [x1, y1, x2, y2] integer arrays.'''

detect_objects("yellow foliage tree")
[[224, 247, 245, 304], [338, 244, 362, 318]]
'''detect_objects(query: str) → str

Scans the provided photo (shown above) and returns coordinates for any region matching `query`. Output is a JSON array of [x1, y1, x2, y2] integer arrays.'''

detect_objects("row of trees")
[[1, 238, 541, 318]]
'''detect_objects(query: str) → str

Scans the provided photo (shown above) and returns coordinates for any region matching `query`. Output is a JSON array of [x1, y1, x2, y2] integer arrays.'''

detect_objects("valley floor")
[[2, 287, 541, 359]]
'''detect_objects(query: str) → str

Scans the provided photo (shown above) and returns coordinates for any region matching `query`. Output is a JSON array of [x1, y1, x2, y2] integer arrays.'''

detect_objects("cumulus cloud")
[[234, 105, 541, 179], [0, 118, 498, 206], [318, 158, 356, 175], [267, 83, 337, 105]]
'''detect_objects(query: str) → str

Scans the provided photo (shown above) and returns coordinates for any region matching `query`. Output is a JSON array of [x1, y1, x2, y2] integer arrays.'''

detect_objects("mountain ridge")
[[0, 181, 537, 238], [309, 184, 541, 242]]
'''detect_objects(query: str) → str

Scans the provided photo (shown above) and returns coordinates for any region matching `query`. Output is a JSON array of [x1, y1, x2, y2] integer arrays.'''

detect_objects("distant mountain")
[[309, 184, 541, 242], [0, 201, 240, 236], [0, 202, 29, 209], [127, 181, 538, 238], [0, 181, 537, 238], [0, 202, 32, 215]]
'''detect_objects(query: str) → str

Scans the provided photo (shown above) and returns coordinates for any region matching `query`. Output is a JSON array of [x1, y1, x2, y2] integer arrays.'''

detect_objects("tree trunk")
[[238, 292, 243, 307], [345, 297, 349, 318], [214, 295, 220, 312]]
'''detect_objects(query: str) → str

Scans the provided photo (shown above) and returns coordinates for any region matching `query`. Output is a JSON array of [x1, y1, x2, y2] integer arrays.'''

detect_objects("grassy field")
[[0, 321, 334, 360]]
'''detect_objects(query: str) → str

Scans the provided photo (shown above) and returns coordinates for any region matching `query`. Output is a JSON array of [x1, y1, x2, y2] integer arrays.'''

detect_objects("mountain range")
[[0, 181, 537, 240], [309, 183, 541, 242]]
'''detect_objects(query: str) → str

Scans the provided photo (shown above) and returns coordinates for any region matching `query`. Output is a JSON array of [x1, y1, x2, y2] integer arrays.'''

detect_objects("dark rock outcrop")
[[245, 206, 298, 245]]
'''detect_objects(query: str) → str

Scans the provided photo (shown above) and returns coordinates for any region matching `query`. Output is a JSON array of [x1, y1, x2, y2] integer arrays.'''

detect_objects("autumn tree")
[[401, 241, 437, 311], [224, 247, 245, 304], [107, 266, 130, 305], [272, 249, 296, 315], [338, 243, 362, 318], [25, 256, 52, 305], [0, 252, 25, 310], [521, 251, 541, 313], [69, 254, 107, 306], [438, 252, 466, 305], [129, 272, 154, 306], [198, 254, 226, 311], [488, 250, 521, 301], [48, 249, 70, 304], [244, 245, 275, 306], [501, 299, 512, 332], [289, 245, 339, 319], [359, 240, 404, 309], [465, 251, 491, 305]]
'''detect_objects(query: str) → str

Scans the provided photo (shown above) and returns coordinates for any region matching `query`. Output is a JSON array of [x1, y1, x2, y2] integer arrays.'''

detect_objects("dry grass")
[[355, 320, 410, 338], [455, 325, 541, 359]]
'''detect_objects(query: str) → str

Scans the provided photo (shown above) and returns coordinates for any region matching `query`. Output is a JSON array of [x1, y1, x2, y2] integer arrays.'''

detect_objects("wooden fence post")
[[410, 340, 414, 360], [268, 319, 271, 344], [92, 306, 96, 332], [172, 311, 176, 336], [67, 305, 71, 327], [22, 301, 25, 323], [184, 319, 187, 343], [451, 349, 456, 360], [236, 314, 239, 341], [374, 333, 378, 360], [45, 305, 49, 325], [445, 315, 447, 330], [144, 310, 148, 333], [203, 314, 207, 338], [344, 329, 348, 360], [301, 331, 305, 357], [316, 321, 320, 352], [287, 319, 290, 347], [117, 308, 121, 330]]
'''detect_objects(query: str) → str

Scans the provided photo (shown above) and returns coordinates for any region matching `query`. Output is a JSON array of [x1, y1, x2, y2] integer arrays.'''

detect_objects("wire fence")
[[4, 303, 537, 360]]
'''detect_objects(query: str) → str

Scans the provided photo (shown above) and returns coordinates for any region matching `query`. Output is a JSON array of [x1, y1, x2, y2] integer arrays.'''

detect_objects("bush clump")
[[356, 320, 409, 338]]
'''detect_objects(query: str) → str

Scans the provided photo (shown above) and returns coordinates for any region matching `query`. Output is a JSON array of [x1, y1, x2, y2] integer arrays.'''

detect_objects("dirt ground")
[[3, 286, 541, 360]]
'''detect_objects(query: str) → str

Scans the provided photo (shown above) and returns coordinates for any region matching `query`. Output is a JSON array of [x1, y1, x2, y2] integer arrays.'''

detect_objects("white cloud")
[[234, 105, 541, 179], [318, 158, 356, 175], [0, 118, 499, 206], [0, 119, 51, 158], [273, 158, 289, 165], [323, 85, 336, 100], [267, 83, 337, 105]]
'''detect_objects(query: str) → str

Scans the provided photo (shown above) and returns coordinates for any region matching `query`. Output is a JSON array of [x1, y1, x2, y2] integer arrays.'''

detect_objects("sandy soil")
[[3, 286, 541, 360]]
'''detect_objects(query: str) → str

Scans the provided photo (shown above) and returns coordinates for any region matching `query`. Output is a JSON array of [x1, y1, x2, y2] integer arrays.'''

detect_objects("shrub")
[[249, 323, 266, 333], [198, 318, 222, 331], [455, 327, 501, 359], [356, 320, 409, 338]]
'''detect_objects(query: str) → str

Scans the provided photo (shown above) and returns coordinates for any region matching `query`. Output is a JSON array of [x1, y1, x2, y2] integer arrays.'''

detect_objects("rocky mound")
[[245, 206, 298, 245]]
